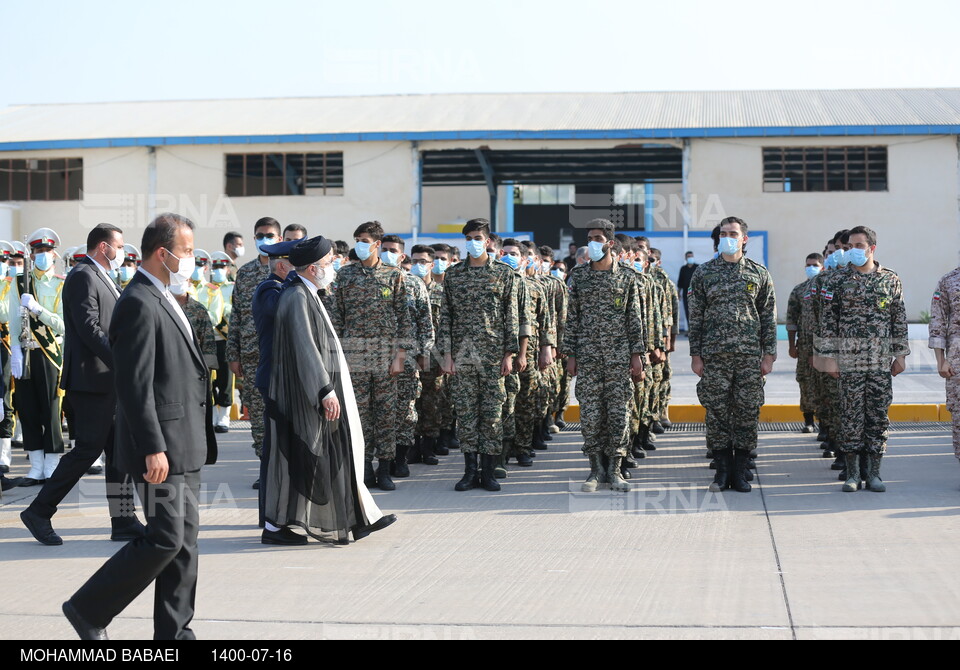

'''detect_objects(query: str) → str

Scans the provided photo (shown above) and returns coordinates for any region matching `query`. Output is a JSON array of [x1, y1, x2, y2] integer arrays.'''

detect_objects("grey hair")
[[575, 246, 589, 263]]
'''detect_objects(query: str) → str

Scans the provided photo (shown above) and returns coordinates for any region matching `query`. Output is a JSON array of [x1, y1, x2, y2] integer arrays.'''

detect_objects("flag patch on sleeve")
[[934, 291, 942, 301]]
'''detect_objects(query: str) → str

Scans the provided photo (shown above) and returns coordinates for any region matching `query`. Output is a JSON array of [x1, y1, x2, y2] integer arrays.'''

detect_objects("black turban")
[[289, 236, 333, 267]]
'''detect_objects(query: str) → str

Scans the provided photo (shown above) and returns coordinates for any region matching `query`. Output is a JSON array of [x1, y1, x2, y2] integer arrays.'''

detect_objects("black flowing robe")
[[265, 279, 386, 543]]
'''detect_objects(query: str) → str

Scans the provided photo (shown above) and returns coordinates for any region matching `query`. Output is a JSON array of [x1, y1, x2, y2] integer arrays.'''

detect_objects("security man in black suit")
[[63, 214, 216, 641], [20, 224, 143, 545]]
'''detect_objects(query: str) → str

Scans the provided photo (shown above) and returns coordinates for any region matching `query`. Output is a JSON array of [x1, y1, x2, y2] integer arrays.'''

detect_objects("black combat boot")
[[455, 453, 479, 491], [555, 413, 566, 430], [433, 432, 451, 456], [650, 420, 665, 435], [449, 425, 461, 450], [419, 437, 439, 465], [532, 423, 548, 450], [516, 450, 533, 467], [632, 427, 647, 459], [407, 436, 423, 464], [708, 450, 731, 493], [479, 455, 501, 491], [393, 445, 410, 478], [660, 416, 672, 429], [831, 453, 845, 471], [730, 450, 752, 493], [817, 425, 829, 442], [376, 459, 396, 491], [541, 417, 554, 442], [364, 460, 377, 488], [643, 424, 657, 451], [494, 448, 508, 480], [802, 413, 816, 433], [623, 454, 639, 469]]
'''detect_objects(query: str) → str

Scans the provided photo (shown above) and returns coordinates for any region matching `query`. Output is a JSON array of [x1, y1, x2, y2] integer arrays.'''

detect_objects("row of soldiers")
[[232, 217, 680, 494], [785, 226, 908, 492]]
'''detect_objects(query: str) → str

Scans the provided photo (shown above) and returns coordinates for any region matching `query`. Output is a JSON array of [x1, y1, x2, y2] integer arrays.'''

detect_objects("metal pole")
[[147, 146, 158, 224], [411, 141, 422, 243], [681, 138, 692, 254], [504, 181, 515, 233]]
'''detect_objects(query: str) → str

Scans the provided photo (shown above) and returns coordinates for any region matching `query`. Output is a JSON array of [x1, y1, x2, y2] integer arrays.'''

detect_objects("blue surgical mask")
[[551, 269, 565, 280], [847, 248, 868, 267], [355, 241, 375, 261], [824, 253, 837, 270], [686, 258, 696, 265], [212, 269, 227, 284], [410, 263, 429, 278], [465, 240, 486, 259], [718, 237, 740, 256], [380, 250, 400, 267], [837, 249, 851, 267], [634, 261, 645, 273], [502, 254, 520, 270], [432, 260, 447, 275], [333, 258, 342, 272], [256, 236, 276, 256], [119, 266, 136, 282], [805, 266, 822, 279], [191, 267, 204, 282], [588, 241, 607, 262], [34, 251, 54, 272]]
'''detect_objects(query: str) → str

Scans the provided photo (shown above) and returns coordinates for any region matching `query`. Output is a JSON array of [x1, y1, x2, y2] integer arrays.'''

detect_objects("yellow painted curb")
[[562, 404, 946, 424]]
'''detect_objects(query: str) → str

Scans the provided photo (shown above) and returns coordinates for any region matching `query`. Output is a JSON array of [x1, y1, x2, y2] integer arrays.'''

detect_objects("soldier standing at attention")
[[439, 219, 520, 492], [380, 235, 434, 478], [566, 220, 645, 493], [647, 248, 678, 433], [117, 245, 141, 290], [688, 216, 777, 494], [410, 245, 446, 464], [330, 222, 412, 491], [428, 243, 457, 453], [222, 231, 244, 283], [929, 262, 960, 471], [200, 252, 235, 434], [228, 217, 279, 488], [817, 226, 907, 492], [786, 253, 825, 433]]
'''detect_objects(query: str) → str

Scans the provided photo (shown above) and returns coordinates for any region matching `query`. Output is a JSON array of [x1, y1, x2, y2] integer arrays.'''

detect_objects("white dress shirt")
[[300, 275, 337, 402], [90, 256, 121, 298]]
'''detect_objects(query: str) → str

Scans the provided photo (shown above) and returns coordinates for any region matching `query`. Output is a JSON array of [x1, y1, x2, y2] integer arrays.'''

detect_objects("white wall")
[[687, 136, 959, 321]]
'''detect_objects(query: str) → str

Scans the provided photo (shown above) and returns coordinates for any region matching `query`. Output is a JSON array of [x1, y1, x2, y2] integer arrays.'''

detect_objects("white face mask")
[[106, 245, 124, 271], [315, 264, 334, 289], [163, 249, 195, 288], [233, 245, 245, 259], [168, 283, 187, 296]]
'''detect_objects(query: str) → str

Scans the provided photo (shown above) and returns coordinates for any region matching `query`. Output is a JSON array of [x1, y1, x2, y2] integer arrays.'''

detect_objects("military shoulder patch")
[[934, 291, 942, 301], [381, 287, 393, 299]]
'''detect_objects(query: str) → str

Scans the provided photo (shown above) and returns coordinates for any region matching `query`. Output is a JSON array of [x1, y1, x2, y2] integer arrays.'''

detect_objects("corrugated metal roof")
[[2, 89, 960, 148]]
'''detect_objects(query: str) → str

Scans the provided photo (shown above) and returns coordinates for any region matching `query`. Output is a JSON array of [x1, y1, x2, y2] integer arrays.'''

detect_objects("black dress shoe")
[[252, 478, 260, 490], [215, 426, 229, 434], [262, 527, 309, 546], [0, 464, 8, 473], [86, 466, 103, 475], [351, 513, 398, 541], [62, 601, 108, 641], [110, 518, 147, 542], [21, 509, 63, 546], [1, 475, 21, 491], [17, 478, 45, 487]]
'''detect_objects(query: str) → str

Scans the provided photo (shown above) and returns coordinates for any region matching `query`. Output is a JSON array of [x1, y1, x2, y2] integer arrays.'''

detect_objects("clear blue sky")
[[1, 0, 958, 109]]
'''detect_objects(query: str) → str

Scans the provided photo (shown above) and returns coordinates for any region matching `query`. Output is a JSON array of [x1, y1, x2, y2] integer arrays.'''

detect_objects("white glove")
[[11, 345, 23, 379], [21, 294, 42, 316]]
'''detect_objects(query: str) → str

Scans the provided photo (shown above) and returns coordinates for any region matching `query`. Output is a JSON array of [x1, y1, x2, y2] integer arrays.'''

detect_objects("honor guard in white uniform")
[[117, 244, 141, 290], [189, 249, 210, 300], [199, 251, 235, 433], [10, 228, 66, 486]]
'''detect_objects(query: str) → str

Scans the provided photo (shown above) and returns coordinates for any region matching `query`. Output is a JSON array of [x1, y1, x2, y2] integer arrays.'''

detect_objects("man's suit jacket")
[[111, 272, 215, 476], [60, 256, 119, 394]]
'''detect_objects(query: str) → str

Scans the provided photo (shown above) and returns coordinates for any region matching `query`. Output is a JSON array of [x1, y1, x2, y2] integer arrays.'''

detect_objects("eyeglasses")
[[255, 233, 277, 241]]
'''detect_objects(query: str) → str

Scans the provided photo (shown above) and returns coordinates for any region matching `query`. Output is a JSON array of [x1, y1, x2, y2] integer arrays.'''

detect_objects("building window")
[[613, 184, 652, 205], [763, 146, 887, 192], [0, 158, 83, 201], [513, 184, 575, 206], [225, 153, 344, 197]]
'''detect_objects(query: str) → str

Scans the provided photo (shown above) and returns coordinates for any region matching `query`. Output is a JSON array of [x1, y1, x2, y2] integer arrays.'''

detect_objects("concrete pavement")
[[2, 420, 960, 640]]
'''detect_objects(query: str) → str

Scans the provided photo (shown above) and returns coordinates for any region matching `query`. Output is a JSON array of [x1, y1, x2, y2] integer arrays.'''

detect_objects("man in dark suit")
[[63, 214, 215, 641], [20, 224, 143, 546]]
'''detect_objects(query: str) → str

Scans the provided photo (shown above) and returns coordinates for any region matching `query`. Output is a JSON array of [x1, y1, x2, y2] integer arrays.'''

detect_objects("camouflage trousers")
[[647, 361, 665, 422], [817, 371, 840, 439], [697, 354, 764, 453], [396, 364, 421, 447], [554, 360, 570, 416], [795, 349, 818, 415], [837, 371, 892, 455], [577, 362, 634, 458], [514, 368, 543, 456], [657, 354, 672, 419], [501, 372, 520, 442], [350, 366, 399, 461], [416, 368, 451, 438], [539, 360, 558, 421], [946, 367, 960, 459], [450, 364, 506, 455], [240, 351, 265, 458]]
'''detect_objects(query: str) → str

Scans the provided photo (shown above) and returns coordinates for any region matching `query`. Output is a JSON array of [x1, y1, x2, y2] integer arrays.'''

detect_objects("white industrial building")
[[1, 89, 959, 319]]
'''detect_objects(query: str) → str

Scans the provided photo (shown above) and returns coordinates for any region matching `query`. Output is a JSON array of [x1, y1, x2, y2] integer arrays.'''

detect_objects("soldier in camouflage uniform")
[[689, 217, 777, 494], [381, 236, 434, 478], [786, 253, 825, 433], [330, 222, 412, 491], [648, 248, 679, 431], [816, 226, 908, 493], [439, 219, 520, 492], [429, 243, 458, 452], [411, 245, 447, 460], [496, 240, 528, 473], [566, 221, 645, 493], [929, 264, 960, 463], [227, 218, 279, 470]]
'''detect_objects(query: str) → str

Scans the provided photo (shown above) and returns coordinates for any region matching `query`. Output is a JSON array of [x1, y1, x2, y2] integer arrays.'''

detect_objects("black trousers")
[[258, 389, 270, 528], [0, 344, 13, 439], [71, 469, 201, 641], [213, 340, 233, 408], [13, 349, 64, 453], [29, 391, 135, 521]]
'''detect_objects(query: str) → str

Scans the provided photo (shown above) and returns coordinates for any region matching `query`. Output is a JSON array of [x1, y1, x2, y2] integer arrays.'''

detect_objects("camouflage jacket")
[[929, 267, 960, 355], [185, 296, 218, 367], [523, 273, 554, 365], [651, 265, 679, 336], [330, 260, 413, 351], [816, 262, 909, 365], [226, 258, 272, 361], [402, 270, 435, 359], [786, 278, 818, 353], [687, 255, 777, 358], [619, 261, 658, 354], [565, 261, 645, 363], [438, 255, 520, 365]]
